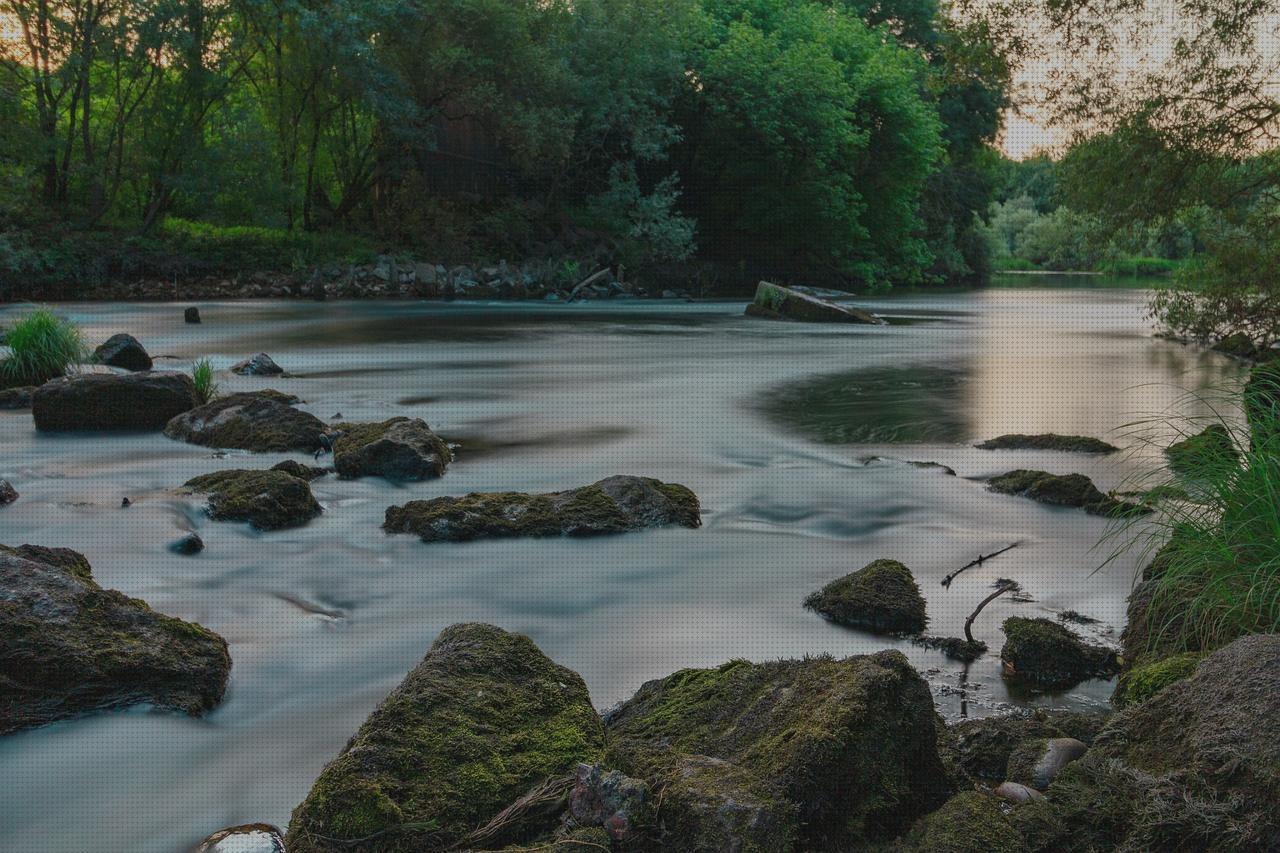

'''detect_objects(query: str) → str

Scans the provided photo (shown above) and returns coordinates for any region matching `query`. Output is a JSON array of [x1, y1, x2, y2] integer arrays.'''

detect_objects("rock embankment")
[[383, 476, 699, 542], [0, 544, 230, 734]]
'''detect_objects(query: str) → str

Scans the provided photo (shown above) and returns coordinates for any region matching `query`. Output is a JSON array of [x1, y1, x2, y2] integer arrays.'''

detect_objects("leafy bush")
[[0, 308, 85, 388], [191, 358, 219, 405], [1099, 256, 1182, 278]]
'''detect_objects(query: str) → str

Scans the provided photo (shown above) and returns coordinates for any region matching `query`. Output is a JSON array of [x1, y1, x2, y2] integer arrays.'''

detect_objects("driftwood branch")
[[566, 268, 608, 301], [964, 580, 1020, 644], [941, 541, 1021, 588]]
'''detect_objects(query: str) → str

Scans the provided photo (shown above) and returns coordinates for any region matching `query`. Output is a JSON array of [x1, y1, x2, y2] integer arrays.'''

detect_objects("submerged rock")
[[232, 353, 284, 376], [0, 544, 230, 734], [975, 433, 1118, 453], [804, 558, 927, 634], [1164, 423, 1238, 474], [33, 371, 198, 431], [986, 469, 1148, 516], [605, 651, 954, 850], [744, 281, 884, 324], [286, 624, 604, 852], [1006, 737, 1088, 791], [1012, 635, 1280, 852], [270, 460, 332, 481], [383, 475, 700, 543], [0, 480, 16, 506], [164, 392, 328, 453], [0, 386, 34, 409], [1000, 617, 1119, 689], [93, 333, 153, 371], [193, 824, 286, 853], [332, 417, 450, 480], [896, 791, 1023, 853], [183, 469, 322, 531]]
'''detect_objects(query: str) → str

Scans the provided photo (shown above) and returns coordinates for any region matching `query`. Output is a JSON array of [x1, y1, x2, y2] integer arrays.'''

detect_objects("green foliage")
[[1116, 652, 1203, 707], [0, 308, 85, 388], [191, 359, 219, 406]]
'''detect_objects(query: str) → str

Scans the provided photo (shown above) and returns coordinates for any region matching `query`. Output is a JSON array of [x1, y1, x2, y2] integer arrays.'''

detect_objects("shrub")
[[0, 308, 85, 388]]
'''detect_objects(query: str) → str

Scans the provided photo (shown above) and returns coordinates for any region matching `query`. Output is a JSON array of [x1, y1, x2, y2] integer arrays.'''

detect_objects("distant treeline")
[[0, 0, 1011, 290]]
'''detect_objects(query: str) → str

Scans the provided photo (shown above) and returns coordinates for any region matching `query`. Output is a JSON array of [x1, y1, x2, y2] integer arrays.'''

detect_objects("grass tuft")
[[0, 307, 85, 388], [191, 358, 219, 405]]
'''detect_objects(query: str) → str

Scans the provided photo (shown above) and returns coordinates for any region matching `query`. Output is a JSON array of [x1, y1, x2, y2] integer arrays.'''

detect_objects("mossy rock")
[[987, 469, 1148, 516], [33, 371, 198, 432], [1164, 424, 1238, 476], [804, 559, 927, 634], [164, 392, 328, 452], [286, 624, 605, 852], [895, 791, 1023, 853], [183, 469, 322, 530], [975, 433, 1118, 453], [605, 651, 954, 849], [745, 281, 883, 324], [271, 460, 333, 481], [1000, 617, 1119, 689], [333, 417, 451, 481], [0, 543, 230, 734], [1012, 636, 1280, 852], [93, 333, 152, 371], [1113, 651, 1204, 707], [1211, 332, 1265, 360], [949, 710, 1109, 783], [384, 476, 700, 543]]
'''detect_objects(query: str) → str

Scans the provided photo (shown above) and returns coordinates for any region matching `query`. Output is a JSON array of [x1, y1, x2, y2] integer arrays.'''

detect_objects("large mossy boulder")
[[604, 651, 955, 850], [165, 391, 327, 453], [1000, 617, 1119, 690], [744, 281, 883, 324], [1012, 635, 1280, 852], [183, 469, 322, 530], [987, 469, 1148, 516], [93, 333, 152, 371], [0, 543, 230, 734], [383, 475, 700, 543], [975, 433, 1118, 453], [895, 791, 1023, 853], [286, 623, 605, 852], [804, 559, 927, 634], [333, 417, 451, 481], [33, 371, 197, 431], [1165, 423, 1238, 475]]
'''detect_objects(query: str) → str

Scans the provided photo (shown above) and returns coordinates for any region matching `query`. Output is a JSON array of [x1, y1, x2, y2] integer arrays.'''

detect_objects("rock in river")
[[0, 386, 34, 409], [1012, 635, 1280, 852], [804, 558, 927, 634], [604, 651, 954, 850], [185, 306, 202, 324], [1000, 617, 1119, 689], [1164, 423, 1238, 475], [270, 459, 332, 481], [33, 371, 198, 431], [332, 417, 450, 480], [383, 475, 700, 543], [0, 543, 230, 735], [975, 433, 1118, 453], [232, 353, 284, 376], [165, 392, 328, 452], [93, 333, 153, 371], [986, 469, 1148, 516], [182, 469, 322, 530], [744, 281, 884, 324], [286, 624, 604, 852], [0, 480, 16, 506]]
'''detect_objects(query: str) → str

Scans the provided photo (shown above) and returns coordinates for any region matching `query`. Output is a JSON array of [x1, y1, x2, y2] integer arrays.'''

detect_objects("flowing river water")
[[0, 286, 1246, 851]]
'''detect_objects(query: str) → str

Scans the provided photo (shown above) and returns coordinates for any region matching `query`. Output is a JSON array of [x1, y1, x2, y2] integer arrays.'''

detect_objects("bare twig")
[[964, 580, 1021, 644], [942, 541, 1022, 588]]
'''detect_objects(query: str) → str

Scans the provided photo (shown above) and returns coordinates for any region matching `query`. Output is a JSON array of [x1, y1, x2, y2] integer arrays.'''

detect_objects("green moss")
[[975, 433, 1118, 453], [332, 417, 452, 481], [1114, 652, 1203, 707], [1000, 617, 1119, 689], [184, 469, 322, 530], [557, 485, 631, 535], [987, 469, 1149, 516], [896, 791, 1023, 852], [805, 559, 927, 634], [1165, 424, 1238, 476], [287, 624, 604, 852], [163, 392, 326, 452]]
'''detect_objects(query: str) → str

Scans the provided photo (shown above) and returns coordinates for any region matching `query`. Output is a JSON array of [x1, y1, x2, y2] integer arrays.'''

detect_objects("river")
[[0, 285, 1245, 851]]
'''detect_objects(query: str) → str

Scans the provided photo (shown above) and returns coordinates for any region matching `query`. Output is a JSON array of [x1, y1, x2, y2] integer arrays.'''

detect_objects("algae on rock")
[[286, 624, 604, 852]]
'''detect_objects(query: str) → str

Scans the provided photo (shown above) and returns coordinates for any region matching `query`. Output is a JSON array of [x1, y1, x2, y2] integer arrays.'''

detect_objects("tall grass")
[[0, 308, 85, 388], [1111, 377, 1280, 656], [191, 358, 219, 405]]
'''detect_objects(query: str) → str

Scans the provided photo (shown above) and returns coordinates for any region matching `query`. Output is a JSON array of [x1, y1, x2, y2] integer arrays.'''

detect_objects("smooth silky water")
[[0, 286, 1245, 851]]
